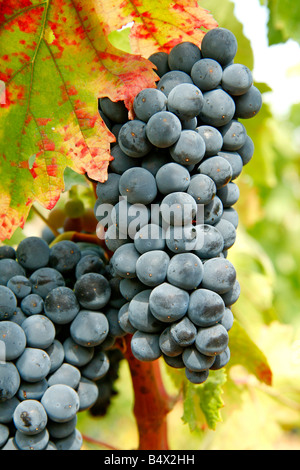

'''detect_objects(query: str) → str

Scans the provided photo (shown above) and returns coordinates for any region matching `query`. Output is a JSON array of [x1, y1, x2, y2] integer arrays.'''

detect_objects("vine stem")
[[119, 335, 175, 451]]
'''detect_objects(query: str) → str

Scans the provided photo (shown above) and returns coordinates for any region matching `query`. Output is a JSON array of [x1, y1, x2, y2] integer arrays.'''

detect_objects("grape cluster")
[[0, 238, 118, 451], [94, 28, 262, 385]]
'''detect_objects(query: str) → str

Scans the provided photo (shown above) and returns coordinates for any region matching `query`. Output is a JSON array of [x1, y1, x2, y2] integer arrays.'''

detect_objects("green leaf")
[[262, 0, 300, 45]]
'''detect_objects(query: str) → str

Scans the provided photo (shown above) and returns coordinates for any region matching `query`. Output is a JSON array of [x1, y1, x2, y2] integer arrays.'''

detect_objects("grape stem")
[[119, 335, 175, 450]]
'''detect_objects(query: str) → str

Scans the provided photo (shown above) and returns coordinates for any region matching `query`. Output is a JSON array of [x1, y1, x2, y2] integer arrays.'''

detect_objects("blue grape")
[[141, 149, 170, 176], [54, 428, 82, 451], [48, 363, 81, 389], [195, 323, 229, 357], [217, 150, 243, 180], [99, 97, 128, 123], [41, 384, 80, 423], [0, 321, 26, 361], [0, 423, 9, 448], [44, 286, 80, 325], [110, 243, 140, 279], [109, 145, 138, 174], [16, 348, 51, 383], [75, 254, 105, 279], [160, 192, 197, 227], [222, 63, 253, 96], [29, 267, 65, 299], [17, 379, 48, 401], [20, 294, 44, 316], [219, 119, 247, 151], [22, 315, 56, 349], [199, 89, 236, 127], [49, 241, 81, 275], [187, 174, 216, 206], [117, 302, 136, 334], [159, 327, 183, 357], [77, 378, 99, 412], [104, 225, 130, 253], [128, 290, 164, 333], [167, 83, 203, 121], [70, 310, 109, 347], [0, 259, 25, 286], [136, 250, 170, 287], [155, 162, 190, 195], [187, 288, 225, 327], [133, 88, 167, 122], [234, 85, 262, 119], [196, 125, 223, 157], [7, 275, 32, 299], [96, 173, 121, 205], [221, 207, 239, 229], [198, 156, 233, 189], [146, 111, 182, 148], [13, 399, 47, 435], [191, 58, 223, 91], [0, 396, 20, 424], [213, 219, 236, 250], [63, 337, 94, 367], [169, 317, 197, 347], [0, 363, 20, 401], [221, 279, 241, 307], [119, 167, 157, 205], [0, 286, 17, 320], [170, 130, 206, 166], [201, 257, 236, 294], [168, 42, 201, 74], [111, 199, 150, 237], [219, 307, 234, 331], [165, 224, 198, 253], [81, 351, 110, 381], [134, 223, 166, 254], [47, 415, 78, 440], [149, 282, 189, 323], [104, 307, 126, 338], [157, 70, 193, 97], [217, 181, 240, 207], [238, 135, 254, 166], [166, 252, 203, 290], [15, 428, 49, 450], [148, 51, 170, 77], [200, 27, 237, 66], [0, 246, 16, 260], [118, 119, 152, 157], [163, 354, 185, 369], [74, 273, 111, 310], [16, 237, 50, 271], [185, 368, 209, 384], [202, 196, 223, 225], [131, 331, 162, 362], [182, 347, 216, 371], [194, 224, 224, 259], [210, 346, 231, 370]]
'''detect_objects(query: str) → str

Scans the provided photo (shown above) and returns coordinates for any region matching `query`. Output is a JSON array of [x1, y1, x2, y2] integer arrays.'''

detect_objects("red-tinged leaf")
[[100, 0, 218, 57], [0, 0, 159, 241]]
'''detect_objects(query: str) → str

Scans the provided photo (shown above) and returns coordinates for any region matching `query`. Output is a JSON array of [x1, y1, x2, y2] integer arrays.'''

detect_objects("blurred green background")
[[10, 0, 300, 451]]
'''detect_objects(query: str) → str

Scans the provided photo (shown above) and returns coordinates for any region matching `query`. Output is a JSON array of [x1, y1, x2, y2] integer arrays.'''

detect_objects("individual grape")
[[191, 58, 223, 91], [170, 130, 206, 166], [198, 156, 233, 189], [238, 135, 255, 165], [119, 279, 145, 302], [22, 315, 56, 349], [157, 70, 193, 97], [133, 88, 167, 122], [7, 275, 32, 299], [219, 307, 234, 331], [196, 125, 223, 157], [167, 83, 203, 121], [15, 348, 51, 383], [169, 317, 197, 348], [99, 97, 128, 123], [217, 181, 240, 207], [117, 302, 136, 334], [219, 119, 247, 151], [195, 323, 229, 357], [217, 150, 243, 180], [168, 41, 201, 74], [47, 207, 66, 231], [74, 273, 111, 310], [15, 428, 49, 451], [0, 286, 17, 320], [221, 279, 241, 307], [200, 27, 238, 66], [110, 145, 139, 174], [182, 347, 216, 372], [77, 377, 99, 412], [0, 396, 20, 424], [111, 199, 150, 237], [41, 384, 80, 423], [159, 327, 183, 357], [16, 237, 50, 271], [13, 400, 47, 435], [131, 331, 162, 362], [134, 223, 166, 254], [160, 192, 197, 227], [47, 363, 81, 389], [64, 199, 85, 219], [165, 224, 198, 253], [156, 162, 190, 195], [49, 241, 81, 275], [9, 307, 26, 326], [29, 267, 65, 299], [234, 85, 262, 119], [118, 119, 152, 158], [128, 290, 164, 333], [185, 368, 209, 384], [81, 351, 110, 381], [98, 108, 112, 129], [75, 254, 105, 280], [221, 207, 239, 229], [110, 244, 140, 279], [187, 174, 216, 205], [141, 149, 170, 176], [148, 51, 170, 77], [181, 117, 198, 130], [187, 288, 225, 327], [0, 258, 25, 286], [146, 111, 182, 148], [194, 224, 224, 259], [96, 173, 121, 205], [202, 196, 223, 225], [163, 354, 185, 369], [1, 437, 19, 450], [70, 310, 109, 347], [20, 294, 44, 316], [213, 219, 236, 250], [63, 338, 94, 368], [0, 363, 20, 401], [104, 307, 127, 338], [47, 415, 77, 440], [222, 63, 253, 96], [136, 250, 170, 287], [166, 253, 203, 290], [0, 423, 9, 448], [104, 225, 130, 253], [201, 258, 236, 294], [0, 321, 26, 361], [199, 89, 236, 127], [107, 277, 126, 309], [0, 245, 16, 260], [17, 379, 48, 401], [149, 283, 189, 323], [210, 346, 231, 370], [119, 167, 158, 205], [54, 428, 83, 451]]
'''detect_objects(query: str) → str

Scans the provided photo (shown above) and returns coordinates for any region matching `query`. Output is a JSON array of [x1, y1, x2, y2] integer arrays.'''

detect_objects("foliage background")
[[4, 0, 300, 450]]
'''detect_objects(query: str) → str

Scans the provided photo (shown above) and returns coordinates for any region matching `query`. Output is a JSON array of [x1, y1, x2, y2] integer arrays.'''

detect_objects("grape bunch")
[[94, 27, 262, 385], [0, 237, 119, 451]]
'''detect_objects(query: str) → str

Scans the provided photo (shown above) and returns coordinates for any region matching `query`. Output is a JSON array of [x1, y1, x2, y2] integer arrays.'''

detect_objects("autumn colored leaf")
[[0, 0, 217, 241]]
